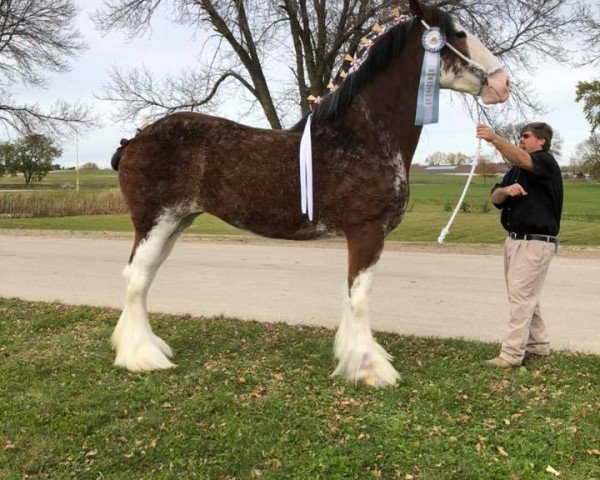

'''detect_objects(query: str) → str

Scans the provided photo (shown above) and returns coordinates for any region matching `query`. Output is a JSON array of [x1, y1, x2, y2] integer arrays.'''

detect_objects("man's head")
[[519, 122, 553, 153]]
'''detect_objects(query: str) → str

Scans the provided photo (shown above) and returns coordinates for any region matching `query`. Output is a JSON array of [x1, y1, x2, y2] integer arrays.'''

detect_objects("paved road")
[[1, 234, 599, 353]]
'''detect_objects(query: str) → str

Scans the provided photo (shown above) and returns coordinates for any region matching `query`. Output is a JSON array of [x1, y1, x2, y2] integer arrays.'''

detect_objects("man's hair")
[[521, 122, 553, 152]]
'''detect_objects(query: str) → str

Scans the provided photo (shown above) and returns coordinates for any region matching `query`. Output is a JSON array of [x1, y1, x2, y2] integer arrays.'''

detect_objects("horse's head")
[[409, 0, 510, 105]]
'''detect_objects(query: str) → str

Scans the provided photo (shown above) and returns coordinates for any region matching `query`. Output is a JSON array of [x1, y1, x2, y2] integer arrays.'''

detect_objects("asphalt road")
[[1, 233, 599, 354]]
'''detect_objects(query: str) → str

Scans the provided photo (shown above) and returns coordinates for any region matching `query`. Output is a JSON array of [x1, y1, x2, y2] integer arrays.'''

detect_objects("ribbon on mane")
[[415, 26, 446, 125]]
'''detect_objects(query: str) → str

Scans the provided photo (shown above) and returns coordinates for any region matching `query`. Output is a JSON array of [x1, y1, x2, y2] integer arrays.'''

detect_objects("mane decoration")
[[292, 6, 458, 131]]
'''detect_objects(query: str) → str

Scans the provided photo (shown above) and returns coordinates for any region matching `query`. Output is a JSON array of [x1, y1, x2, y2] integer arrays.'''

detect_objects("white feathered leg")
[[333, 267, 400, 387], [112, 214, 186, 372]]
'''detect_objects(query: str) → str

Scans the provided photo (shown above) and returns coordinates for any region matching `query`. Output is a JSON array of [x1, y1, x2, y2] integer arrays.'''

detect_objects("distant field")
[[0, 169, 119, 190], [1, 170, 599, 245]]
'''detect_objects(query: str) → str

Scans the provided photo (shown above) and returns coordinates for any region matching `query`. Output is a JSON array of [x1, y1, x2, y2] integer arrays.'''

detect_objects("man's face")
[[518, 130, 546, 153]]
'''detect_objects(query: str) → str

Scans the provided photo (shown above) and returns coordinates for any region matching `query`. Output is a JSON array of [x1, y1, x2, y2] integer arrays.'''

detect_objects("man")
[[476, 122, 563, 368]]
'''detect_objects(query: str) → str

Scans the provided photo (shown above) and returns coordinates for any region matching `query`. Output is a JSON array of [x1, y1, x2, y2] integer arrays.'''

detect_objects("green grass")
[[0, 169, 118, 190], [2, 209, 600, 246], [2, 170, 600, 245], [1, 298, 599, 479]]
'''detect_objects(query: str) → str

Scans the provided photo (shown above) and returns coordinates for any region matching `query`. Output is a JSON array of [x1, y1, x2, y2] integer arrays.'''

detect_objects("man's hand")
[[504, 183, 528, 197], [491, 183, 527, 205], [476, 124, 499, 143]]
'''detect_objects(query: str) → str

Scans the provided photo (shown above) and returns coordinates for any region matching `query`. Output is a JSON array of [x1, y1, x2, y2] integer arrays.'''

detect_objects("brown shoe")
[[481, 356, 517, 368]]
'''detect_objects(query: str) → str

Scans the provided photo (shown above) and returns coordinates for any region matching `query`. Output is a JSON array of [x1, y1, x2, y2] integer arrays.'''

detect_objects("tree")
[[0, 144, 6, 177], [425, 151, 447, 166], [94, 0, 596, 129], [571, 134, 600, 181], [425, 151, 469, 166], [0, 0, 97, 137], [3, 134, 62, 184], [446, 152, 469, 166], [576, 81, 600, 133], [474, 155, 498, 182], [80, 162, 100, 170]]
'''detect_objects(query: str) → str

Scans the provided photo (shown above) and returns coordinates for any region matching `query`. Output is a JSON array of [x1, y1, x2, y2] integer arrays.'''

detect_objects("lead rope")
[[437, 107, 483, 244]]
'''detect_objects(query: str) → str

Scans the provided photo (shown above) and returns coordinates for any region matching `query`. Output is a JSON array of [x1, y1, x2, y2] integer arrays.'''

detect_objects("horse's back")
[[118, 112, 325, 239]]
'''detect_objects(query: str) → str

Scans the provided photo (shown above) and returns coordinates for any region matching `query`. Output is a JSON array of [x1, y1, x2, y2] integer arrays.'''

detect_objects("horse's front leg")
[[333, 222, 400, 387]]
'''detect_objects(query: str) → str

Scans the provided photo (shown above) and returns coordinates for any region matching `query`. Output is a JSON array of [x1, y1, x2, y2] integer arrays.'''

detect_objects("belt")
[[509, 232, 558, 244]]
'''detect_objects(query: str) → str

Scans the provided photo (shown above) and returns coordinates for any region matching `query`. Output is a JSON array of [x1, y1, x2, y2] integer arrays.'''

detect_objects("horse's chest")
[[385, 155, 410, 228]]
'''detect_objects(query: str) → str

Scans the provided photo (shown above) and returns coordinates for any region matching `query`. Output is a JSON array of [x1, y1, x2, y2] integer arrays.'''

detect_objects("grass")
[[1, 170, 600, 245], [0, 169, 118, 190], [0, 189, 127, 218], [1, 298, 599, 479]]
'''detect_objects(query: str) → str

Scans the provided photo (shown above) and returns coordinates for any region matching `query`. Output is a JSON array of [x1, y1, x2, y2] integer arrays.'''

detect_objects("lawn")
[[1, 298, 599, 479], [1, 170, 600, 245]]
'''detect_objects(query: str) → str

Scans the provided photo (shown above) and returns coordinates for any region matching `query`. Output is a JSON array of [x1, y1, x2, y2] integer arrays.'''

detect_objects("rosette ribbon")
[[415, 27, 446, 126]]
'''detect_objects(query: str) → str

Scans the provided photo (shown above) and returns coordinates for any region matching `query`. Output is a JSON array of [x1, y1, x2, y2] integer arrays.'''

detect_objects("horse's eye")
[[456, 31, 467, 39]]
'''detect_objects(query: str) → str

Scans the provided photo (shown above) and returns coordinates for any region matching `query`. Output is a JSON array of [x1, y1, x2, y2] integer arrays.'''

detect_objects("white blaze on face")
[[439, 21, 510, 104]]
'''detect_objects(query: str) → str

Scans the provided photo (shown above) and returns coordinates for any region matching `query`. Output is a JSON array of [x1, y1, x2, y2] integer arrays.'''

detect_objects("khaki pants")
[[500, 237, 555, 364]]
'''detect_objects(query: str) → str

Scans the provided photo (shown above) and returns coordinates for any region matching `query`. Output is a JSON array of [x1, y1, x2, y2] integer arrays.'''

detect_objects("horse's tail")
[[111, 138, 131, 171]]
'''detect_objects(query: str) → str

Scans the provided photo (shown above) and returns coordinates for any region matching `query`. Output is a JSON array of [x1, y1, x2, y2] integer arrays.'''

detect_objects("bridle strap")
[[420, 20, 502, 76]]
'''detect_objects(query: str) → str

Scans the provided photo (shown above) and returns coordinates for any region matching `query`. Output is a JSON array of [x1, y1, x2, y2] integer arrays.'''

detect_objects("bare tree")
[[0, 0, 97, 138], [94, 0, 595, 129], [474, 154, 498, 183]]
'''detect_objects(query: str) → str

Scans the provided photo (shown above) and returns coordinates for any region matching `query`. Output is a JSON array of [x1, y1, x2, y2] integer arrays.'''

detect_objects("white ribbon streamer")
[[299, 114, 314, 220]]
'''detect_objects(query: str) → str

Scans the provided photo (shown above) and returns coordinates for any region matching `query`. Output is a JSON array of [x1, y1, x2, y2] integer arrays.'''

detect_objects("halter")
[[420, 19, 503, 90]]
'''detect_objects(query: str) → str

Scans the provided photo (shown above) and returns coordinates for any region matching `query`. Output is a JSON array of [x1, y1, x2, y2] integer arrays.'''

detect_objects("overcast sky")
[[13, 0, 598, 169]]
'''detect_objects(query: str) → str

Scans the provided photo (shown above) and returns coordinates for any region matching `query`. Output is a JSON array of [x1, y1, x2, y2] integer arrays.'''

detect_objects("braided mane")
[[292, 7, 457, 131]]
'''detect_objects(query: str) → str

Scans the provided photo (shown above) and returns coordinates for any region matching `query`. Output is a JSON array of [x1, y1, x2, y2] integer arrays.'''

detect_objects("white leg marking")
[[112, 215, 183, 372], [333, 268, 400, 387]]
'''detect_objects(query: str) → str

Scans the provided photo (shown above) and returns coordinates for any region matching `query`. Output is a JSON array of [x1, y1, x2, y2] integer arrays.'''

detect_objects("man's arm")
[[476, 125, 534, 171], [490, 183, 528, 206]]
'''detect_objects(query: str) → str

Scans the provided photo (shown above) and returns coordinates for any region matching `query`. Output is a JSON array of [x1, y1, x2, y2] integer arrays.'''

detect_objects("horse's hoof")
[[362, 374, 398, 388], [363, 377, 378, 387]]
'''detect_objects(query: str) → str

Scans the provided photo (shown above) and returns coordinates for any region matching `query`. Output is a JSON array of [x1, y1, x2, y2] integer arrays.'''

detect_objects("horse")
[[110, 0, 509, 387]]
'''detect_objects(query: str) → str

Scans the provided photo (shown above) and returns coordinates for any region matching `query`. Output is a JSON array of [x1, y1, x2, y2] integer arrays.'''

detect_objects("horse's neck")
[[347, 49, 423, 171]]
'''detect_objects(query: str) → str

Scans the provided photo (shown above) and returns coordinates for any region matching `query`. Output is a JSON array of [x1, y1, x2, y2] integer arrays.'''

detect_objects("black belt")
[[509, 232, 558, 244]]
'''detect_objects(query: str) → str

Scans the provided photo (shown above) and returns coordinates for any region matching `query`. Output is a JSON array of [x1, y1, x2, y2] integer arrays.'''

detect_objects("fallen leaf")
[[546, 465, 560, 476], [589, 449, 600, 457], [496, 446, 509, 457]]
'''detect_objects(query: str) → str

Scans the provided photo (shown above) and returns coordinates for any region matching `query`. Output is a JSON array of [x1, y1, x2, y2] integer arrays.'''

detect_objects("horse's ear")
[[408, 0, 426, 19]]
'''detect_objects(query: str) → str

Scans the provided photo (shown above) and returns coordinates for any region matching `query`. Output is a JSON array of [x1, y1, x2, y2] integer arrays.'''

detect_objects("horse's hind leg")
[[333, 222, 400, 387], [112, 212, 198, 371]]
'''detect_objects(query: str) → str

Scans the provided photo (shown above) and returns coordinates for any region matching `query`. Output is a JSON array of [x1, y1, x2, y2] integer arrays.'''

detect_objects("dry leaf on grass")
[[496, 446, 509, 457], [546, 465, 561, 476]]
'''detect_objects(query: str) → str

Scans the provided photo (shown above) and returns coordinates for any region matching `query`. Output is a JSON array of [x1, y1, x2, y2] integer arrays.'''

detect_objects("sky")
[[12, 0, 598, 169]]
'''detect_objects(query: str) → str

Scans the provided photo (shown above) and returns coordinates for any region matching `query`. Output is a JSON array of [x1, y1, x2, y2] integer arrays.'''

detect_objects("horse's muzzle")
[[480, 69, 510, 104]]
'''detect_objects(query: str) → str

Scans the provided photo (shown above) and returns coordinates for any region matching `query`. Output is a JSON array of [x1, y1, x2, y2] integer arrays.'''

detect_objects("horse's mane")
[[291, 8, 457, 132]]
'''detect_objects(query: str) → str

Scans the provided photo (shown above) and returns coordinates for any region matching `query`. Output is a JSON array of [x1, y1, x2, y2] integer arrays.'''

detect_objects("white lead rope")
[[437, 139, 482, 244], [438, 109, 484, 244]]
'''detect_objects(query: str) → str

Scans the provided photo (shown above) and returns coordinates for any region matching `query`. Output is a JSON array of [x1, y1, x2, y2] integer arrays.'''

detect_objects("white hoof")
[[332, 346, 400, 387], [114, 339, 176, 372], [112, 321, 175, 372]]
